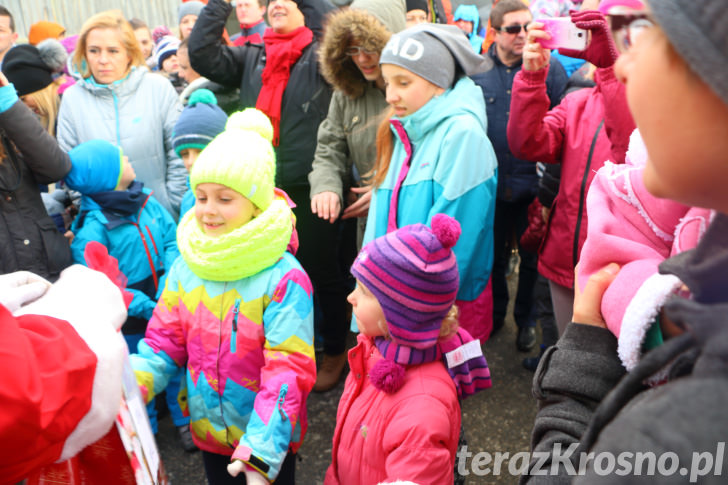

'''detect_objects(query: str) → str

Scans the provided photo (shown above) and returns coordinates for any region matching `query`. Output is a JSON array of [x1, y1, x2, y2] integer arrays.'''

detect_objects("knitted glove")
[[0, 271, 52, 313], [558, 10, 620, 68]]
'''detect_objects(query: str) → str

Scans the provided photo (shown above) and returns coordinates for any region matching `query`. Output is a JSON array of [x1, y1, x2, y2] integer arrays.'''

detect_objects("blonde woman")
[[57, 10, 186, 220]]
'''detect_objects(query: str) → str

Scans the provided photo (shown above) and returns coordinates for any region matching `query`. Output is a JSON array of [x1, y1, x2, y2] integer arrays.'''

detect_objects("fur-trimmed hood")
[[320, 0, 405, 98]]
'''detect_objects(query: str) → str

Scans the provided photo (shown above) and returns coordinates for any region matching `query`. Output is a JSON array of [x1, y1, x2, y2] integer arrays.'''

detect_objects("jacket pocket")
[[36, 217, 71, 276]]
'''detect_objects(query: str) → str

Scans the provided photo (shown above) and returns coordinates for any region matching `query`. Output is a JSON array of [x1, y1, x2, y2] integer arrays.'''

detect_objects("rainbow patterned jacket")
[[131, 252, 315, 481]]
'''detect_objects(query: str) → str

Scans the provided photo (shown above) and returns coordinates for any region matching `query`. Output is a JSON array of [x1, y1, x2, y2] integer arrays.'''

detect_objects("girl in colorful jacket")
[[326, 214, 491, 485], [131, 109, 315, 485], [365, 23, 497, 342]]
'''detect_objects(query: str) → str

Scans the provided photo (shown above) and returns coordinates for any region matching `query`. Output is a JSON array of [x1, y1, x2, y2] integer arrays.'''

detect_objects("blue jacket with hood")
[[453, 5, 485, 54], [364, 77, 497, 303], [66, 140, 180, 334]]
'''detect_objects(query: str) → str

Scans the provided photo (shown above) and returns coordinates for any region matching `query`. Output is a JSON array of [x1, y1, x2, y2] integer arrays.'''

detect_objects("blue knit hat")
[[173, 89, 228, 157], [153, 35, 180, 70], [65, 140, 124, 194]]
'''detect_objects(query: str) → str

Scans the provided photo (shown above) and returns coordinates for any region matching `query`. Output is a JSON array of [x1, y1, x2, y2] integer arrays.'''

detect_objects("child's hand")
[[311, 191, 341, 223], [227, 460, 269, 484], [572, 263, 620, 327], [523, 22, 552, 72], [341, 186, 372, 220], [0, 72, 9, 87]]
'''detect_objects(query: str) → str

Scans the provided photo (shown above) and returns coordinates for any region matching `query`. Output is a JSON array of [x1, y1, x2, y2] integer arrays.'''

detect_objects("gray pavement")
[[157, 277, 540, 484]]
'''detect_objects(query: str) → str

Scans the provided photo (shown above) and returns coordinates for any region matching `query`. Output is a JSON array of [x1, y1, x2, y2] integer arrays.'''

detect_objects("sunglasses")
[[346, 46, 377, 57], [499, 22, 530, 34]]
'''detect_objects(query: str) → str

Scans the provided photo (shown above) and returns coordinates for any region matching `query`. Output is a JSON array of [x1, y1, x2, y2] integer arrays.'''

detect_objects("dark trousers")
[[284, 185, 355, 355], [201, 451, 296, 485], [492, 198, 538, 329]]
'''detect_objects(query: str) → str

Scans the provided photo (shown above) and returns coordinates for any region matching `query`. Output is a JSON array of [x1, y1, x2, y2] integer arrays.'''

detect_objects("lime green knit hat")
[[190, 108, 276, 210]]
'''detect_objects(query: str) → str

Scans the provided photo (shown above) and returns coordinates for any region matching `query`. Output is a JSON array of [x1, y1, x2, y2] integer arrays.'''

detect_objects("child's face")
[[615, 25, 728, 212], [382, 64, 445, 118], [195, 183, 261, 236], [406, 9, 428, 28], [162, 54, 179, 75], [180, 147, 202, 172], [348, 281, 387, 337], [117, 156, 136, 191]]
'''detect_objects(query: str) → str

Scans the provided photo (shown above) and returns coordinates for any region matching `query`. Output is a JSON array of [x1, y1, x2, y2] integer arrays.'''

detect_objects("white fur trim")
[[378, 482, 420, 485], [15, 265, 127, 460], [618, 272, 683, 371]]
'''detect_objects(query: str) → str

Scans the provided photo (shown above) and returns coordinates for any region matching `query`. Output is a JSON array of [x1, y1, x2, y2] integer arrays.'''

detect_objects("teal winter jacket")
[[364, 77, 497, 302]]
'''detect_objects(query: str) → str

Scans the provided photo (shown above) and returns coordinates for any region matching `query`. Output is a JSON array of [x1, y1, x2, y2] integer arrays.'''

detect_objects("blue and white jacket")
[[364, 77, 497, 302]]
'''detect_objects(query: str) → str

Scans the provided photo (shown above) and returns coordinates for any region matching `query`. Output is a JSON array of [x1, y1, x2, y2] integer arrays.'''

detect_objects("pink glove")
[[558, 10, 620, 68]]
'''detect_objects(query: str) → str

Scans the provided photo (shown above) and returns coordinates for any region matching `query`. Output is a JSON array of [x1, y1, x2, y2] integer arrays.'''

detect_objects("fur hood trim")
[[319, 6, 395, 98]]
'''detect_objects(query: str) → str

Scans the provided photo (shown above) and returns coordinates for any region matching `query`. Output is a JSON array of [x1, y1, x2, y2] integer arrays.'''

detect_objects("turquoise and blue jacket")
[[70, 188, 179, 334], [364, 77, 497, 303], [131, 253, 315, 481], [454, 4, 485, 54]]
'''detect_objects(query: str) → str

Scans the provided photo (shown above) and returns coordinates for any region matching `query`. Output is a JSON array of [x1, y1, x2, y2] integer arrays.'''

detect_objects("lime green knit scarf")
[[177, 197, 293, 281]]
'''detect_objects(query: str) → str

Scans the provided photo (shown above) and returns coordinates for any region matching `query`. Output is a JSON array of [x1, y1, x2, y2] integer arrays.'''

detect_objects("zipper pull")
[[232, 298, 240, 332]]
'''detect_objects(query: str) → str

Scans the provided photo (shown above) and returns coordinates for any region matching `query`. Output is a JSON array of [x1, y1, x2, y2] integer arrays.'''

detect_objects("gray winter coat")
[[57, 67, 186, 220], [523, 213, 728, 484], [308, 0, 405, 206]]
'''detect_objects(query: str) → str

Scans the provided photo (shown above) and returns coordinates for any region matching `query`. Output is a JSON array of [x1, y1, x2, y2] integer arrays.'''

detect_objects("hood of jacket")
[[395, 76, 487, 142], [319, 0, 405, 98], [453, 4, 480, 40]]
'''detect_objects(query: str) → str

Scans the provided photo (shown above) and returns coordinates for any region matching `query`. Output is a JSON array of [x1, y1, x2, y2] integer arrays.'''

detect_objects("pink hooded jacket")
[[578, 130, 712, 370], [325, 335, 461, 485]]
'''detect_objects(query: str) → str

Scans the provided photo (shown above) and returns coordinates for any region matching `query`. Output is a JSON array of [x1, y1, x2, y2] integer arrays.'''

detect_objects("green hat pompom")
[[226, 108, 274, 144], [188, 88, 218, 107]]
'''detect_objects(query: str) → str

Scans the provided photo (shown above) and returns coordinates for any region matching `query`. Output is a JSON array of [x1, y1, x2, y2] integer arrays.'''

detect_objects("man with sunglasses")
[[471, 0, 567, 352]]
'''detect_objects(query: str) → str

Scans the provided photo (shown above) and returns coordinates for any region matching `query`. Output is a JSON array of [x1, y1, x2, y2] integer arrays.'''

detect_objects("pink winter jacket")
[[577, 130, 712, 370], [325, 335, 461, 485], [508, 65, 635, 288]]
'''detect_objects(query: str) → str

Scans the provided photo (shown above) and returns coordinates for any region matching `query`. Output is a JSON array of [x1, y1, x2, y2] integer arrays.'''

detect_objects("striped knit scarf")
[[372, 326, 492, 399]]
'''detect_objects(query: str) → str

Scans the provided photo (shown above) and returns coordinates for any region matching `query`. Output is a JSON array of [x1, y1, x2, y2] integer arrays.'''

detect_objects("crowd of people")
[[1, 0, 727, 483]]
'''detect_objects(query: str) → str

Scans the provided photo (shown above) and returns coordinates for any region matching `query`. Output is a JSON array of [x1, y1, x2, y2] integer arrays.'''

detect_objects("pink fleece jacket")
[[578, 130, 712, 370], [325, 334, 461, 485]]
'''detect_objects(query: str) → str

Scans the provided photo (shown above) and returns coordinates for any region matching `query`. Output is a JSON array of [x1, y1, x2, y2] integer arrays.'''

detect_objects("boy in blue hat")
[[64, 139, 184, 442]]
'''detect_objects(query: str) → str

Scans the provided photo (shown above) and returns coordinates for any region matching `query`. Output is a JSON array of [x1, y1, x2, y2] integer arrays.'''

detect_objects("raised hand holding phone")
[[537, 17, 588, 50], [558, 9, 620, 68], [522, 21, 552, 72]]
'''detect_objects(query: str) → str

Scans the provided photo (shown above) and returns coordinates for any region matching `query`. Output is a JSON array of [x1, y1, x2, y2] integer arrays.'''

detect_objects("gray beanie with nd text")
[[650, 0, 728, 106], [380, 23, 493, 89]]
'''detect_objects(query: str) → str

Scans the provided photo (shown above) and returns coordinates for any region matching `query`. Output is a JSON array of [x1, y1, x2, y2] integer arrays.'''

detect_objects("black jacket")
[[0, 101, 72, 281], [188, 0, 334, 189]]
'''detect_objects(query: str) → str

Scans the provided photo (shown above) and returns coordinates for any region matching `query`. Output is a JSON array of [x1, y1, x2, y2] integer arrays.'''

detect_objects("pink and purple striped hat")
[[351, 213, 461, 350]]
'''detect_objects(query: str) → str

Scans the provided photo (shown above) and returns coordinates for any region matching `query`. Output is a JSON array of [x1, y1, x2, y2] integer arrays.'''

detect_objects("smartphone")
[[536, 17, 588, 51]]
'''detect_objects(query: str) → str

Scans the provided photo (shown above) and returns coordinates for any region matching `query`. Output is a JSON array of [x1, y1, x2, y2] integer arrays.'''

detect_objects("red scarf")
[[256, 26, 313, 146]]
